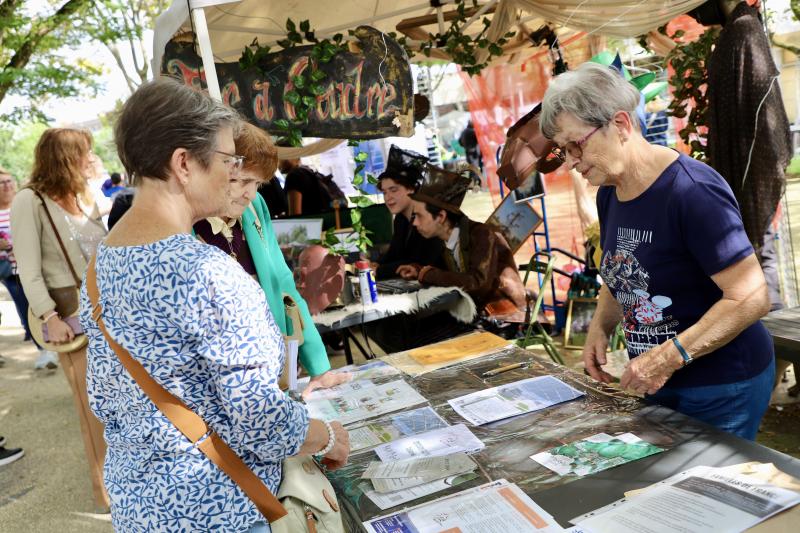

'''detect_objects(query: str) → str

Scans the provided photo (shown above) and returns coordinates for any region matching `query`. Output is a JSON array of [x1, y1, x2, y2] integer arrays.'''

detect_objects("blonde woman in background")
[[10, 128, 109, 510]]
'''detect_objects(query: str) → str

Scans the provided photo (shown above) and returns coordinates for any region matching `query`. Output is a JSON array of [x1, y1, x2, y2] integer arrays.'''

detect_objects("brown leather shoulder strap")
[[85, 258, 287, 523], [34, 190, 82, 286]]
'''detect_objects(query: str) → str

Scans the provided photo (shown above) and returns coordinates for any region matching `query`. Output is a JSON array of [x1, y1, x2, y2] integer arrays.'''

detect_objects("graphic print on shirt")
[[601, 227, 677, 356]]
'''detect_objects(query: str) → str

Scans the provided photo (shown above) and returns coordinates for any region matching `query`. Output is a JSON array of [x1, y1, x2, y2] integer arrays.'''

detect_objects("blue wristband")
[[671, 337, 693, 366]]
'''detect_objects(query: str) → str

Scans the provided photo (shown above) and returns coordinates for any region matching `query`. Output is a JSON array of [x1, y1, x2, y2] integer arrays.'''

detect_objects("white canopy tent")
[[151, 0, 704, 157], [153, 0, 705, 99]]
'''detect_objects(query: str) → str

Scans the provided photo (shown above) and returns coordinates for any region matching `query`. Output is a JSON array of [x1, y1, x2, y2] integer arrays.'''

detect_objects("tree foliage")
[[0, 0, 103, 123], [85, 0, 166, 94]]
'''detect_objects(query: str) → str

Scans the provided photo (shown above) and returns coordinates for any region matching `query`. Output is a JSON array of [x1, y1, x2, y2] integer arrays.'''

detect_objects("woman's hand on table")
[[320, 421, 350, 471], [620, 341, 683, 395], [46, 315, 75, 344], [582, 328, 615, 384], [302, 371, 353, 400]]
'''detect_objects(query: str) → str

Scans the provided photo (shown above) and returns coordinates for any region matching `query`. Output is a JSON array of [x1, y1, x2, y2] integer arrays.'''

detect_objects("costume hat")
[[379, 145, 428, 190], [410, 165, 471, 215]]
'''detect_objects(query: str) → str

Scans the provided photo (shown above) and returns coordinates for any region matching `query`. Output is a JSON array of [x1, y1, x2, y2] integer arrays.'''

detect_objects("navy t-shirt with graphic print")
[[597, 153, 773, 388]]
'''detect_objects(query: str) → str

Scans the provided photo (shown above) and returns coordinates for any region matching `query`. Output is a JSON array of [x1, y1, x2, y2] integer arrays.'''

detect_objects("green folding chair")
[[515, 252, 564, 365]]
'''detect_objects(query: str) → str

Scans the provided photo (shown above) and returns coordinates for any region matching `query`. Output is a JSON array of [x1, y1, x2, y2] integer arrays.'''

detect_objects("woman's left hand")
[[620, 341, 683, 396], [302, 370, 353, 399]]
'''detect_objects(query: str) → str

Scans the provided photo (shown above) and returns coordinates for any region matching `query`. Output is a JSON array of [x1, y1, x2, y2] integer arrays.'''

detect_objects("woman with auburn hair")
[[194, 122, 350, 397], [10, 127, 109, 509]]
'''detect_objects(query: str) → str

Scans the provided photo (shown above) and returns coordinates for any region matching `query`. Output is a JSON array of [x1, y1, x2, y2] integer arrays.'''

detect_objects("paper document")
[[362, 452, 476, 480], [374, 423, 484, 461], [364, 472, 481, 510], [303, 378, 377, 400], [296, 360, 399, 394], [305, 379, 427, 426], [348, 407, 449, 454], [383, 331, 513, 376], [449, 375, 584, 425], [576, 465, 800, 533], [364, 479, 564, 533], [408, 331, 512, 365], [531, 432, 663, 477]]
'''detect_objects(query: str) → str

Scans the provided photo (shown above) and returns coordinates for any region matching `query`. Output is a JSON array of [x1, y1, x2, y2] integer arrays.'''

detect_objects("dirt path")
[[0, 299, 112, 533]]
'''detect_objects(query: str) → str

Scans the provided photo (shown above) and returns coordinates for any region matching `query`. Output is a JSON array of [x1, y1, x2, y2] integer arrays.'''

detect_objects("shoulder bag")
[[27, 191, 87, 353], [86, 258, 344, 533]]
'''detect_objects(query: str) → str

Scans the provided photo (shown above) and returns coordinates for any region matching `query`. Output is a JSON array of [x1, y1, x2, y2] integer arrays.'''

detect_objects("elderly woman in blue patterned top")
[[539, 62, 774, 440], [80, 79, 349, 532]]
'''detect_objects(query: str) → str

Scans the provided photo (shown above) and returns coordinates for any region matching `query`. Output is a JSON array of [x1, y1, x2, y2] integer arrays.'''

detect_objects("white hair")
[[540, 62, 641, 139]]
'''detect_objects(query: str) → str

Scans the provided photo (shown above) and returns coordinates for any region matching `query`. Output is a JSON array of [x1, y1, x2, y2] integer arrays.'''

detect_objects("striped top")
[[0, 208, 16, 273]]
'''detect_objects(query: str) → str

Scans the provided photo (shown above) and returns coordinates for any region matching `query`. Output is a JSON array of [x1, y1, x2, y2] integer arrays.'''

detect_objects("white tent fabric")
[[153, 0, 704, 76]]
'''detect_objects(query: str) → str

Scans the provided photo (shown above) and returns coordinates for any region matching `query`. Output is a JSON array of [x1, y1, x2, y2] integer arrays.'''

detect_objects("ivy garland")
[[239, 19, 346, 147], [419, 0, 515, 76], [654, 25, 720, 161]]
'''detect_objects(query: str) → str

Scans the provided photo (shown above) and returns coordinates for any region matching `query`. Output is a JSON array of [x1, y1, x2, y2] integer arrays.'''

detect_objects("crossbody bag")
[[85, 258, 344, 532]]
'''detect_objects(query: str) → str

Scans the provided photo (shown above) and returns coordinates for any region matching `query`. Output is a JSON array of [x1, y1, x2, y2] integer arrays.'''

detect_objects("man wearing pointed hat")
[[397, 169, 527, 314]]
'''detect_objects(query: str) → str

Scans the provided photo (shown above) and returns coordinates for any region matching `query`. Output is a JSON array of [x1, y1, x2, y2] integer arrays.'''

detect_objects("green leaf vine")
[[659, 25, 720, 161], [418, 0, 515, 76], [239, 18, 346, 147]]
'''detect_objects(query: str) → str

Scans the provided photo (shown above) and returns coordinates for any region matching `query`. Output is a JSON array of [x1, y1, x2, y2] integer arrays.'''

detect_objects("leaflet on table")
[[531, 432, 663, 477], [373, 423, 484, 461], [303, 378, 377, 400], [348, 406, 449, 454], [362, 452, 476, 480], [448, 375, 584, 425], [364, 471, 482, 510], [575, 465, 800, 533], [305, 379, 427, 426], [364, 479, 564, 533], [370, 461, 476, 494], [296, 360, 400, 393]]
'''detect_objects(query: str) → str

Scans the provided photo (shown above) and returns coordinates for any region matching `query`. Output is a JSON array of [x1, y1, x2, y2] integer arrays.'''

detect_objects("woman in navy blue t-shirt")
[[538, 62, 775, 440]]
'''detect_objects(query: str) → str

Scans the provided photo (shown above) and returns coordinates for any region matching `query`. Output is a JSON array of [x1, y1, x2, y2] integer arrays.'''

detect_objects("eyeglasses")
[[549, 125, 603, 164], [215, 150, 245, 176]]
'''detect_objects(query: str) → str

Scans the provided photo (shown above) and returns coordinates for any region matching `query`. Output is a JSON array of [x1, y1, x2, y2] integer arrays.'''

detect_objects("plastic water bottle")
[[355, 260, 378, 304]]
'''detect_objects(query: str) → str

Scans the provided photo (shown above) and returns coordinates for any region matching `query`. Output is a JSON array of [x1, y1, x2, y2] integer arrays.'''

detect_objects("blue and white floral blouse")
[[80, 234, 309, 532]]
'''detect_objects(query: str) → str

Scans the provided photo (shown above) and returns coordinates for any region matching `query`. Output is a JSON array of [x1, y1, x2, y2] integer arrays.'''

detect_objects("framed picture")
[[272, 218, 323, 247], [564, 297, 598, 349], [485, 193, 543, 253], [513, 170, 546, 203]]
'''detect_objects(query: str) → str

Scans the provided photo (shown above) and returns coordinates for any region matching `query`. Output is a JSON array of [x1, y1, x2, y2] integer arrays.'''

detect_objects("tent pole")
[[461, 0, 498, 33], [191, 6, 222, 101]]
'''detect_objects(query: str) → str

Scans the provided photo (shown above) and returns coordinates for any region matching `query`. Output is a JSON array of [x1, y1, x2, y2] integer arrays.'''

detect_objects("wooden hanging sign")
[[161, 26, 414, 139]]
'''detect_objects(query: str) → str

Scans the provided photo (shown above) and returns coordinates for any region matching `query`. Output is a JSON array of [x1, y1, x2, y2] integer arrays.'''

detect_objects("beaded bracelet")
[[315, 420, 336, 457], [42, 311, 59, 322]]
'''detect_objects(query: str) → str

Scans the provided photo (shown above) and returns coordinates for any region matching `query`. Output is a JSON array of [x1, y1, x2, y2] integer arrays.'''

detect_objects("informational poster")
[[449, 375, 584, 425], [364, 479, 563, 533], [531, 433, 663, 477]]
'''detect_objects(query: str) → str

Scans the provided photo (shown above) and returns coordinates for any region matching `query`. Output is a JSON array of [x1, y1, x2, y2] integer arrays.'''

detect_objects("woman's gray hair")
[[114, 78, 241, 184], [540, 62, 640, 139]]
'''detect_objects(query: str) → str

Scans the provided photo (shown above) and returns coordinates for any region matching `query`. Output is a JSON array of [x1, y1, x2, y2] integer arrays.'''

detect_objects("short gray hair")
[[540, 62, 640, 139], [114, 78, 241, 184]]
